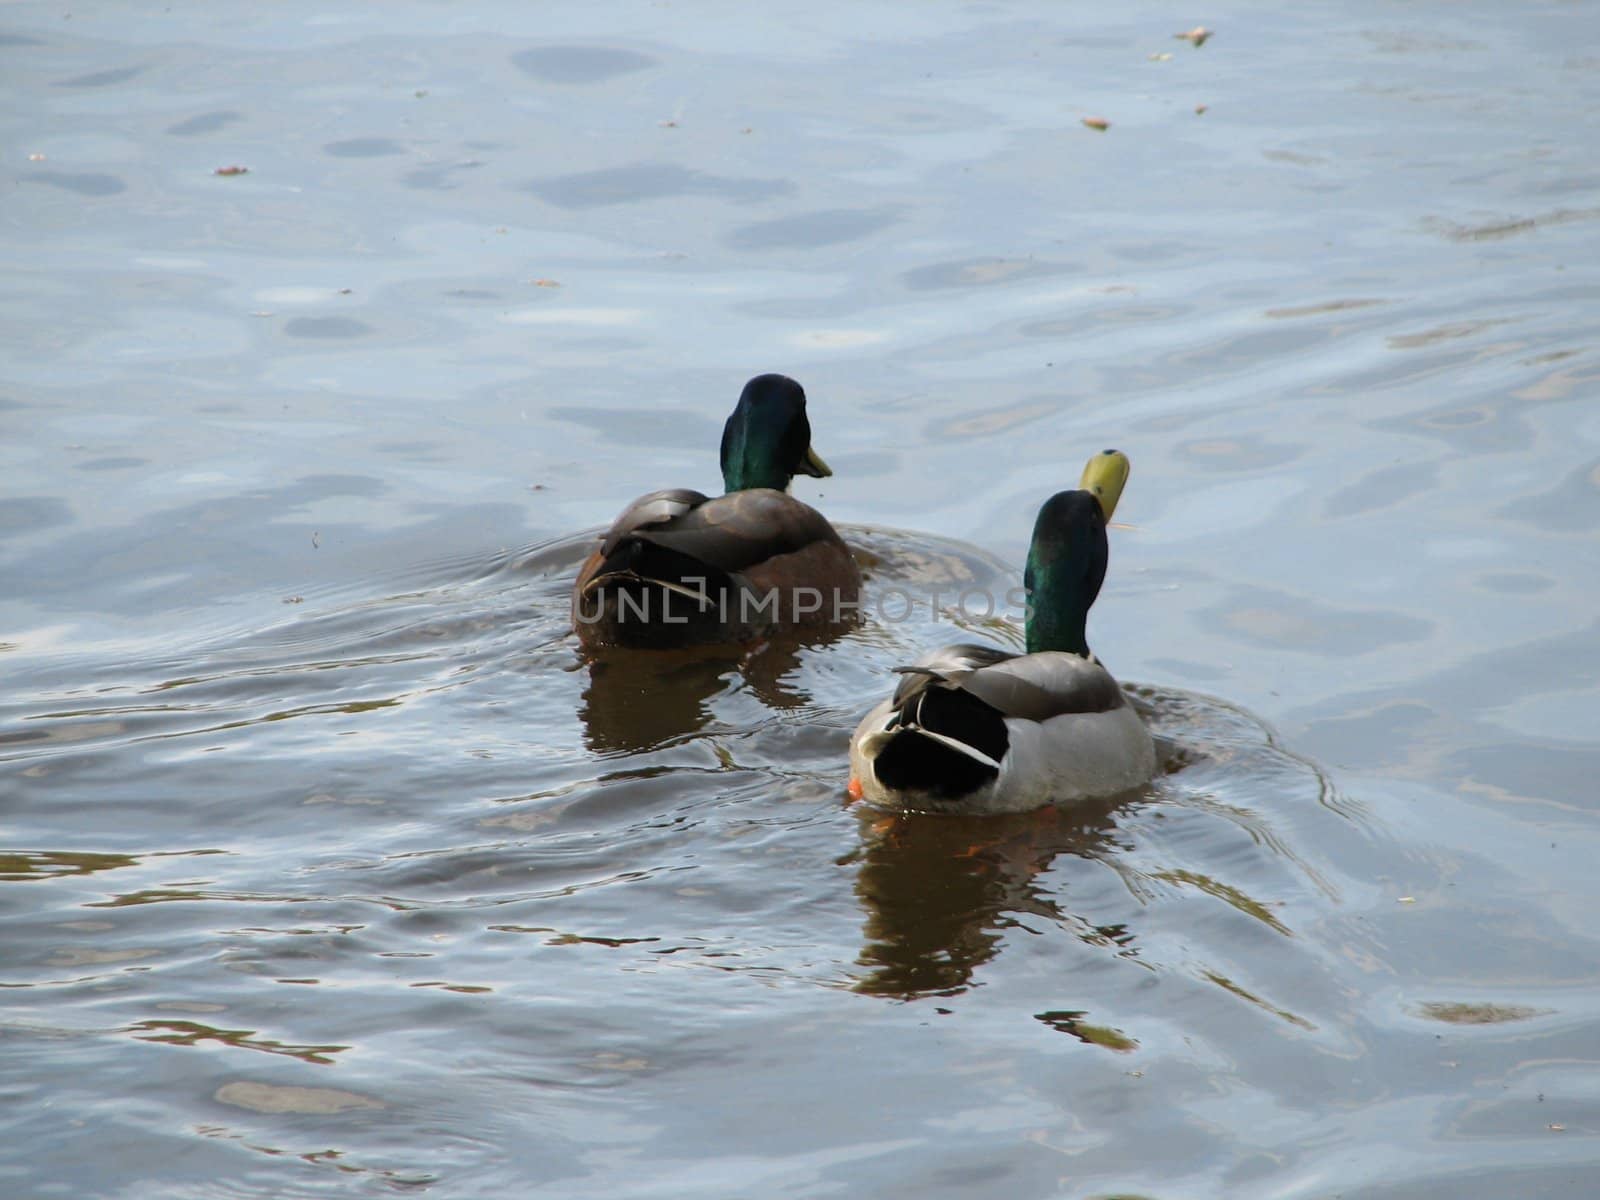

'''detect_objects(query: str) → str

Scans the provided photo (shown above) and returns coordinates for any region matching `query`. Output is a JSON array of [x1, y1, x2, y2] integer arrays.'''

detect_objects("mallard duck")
[[573, 374, 862, 649], [848, 450, 1155, 814]]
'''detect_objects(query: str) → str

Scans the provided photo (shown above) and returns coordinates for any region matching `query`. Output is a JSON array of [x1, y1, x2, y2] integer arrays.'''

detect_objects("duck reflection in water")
[[847, 792, 1137, 999], [578, 626, 848, 755]]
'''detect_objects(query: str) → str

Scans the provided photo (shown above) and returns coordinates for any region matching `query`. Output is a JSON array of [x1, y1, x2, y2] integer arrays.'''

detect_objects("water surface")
[[4, 3, 1599, 1197]]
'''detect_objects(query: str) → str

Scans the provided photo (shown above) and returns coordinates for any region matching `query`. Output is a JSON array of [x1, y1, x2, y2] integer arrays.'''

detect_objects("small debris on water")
[[1195, 104, 1210, 115], [1175, 26, 1213, 47], [213, 165, 249, 176], [1082, 116, 1110, 131], [216, 1081, 382, 1114]]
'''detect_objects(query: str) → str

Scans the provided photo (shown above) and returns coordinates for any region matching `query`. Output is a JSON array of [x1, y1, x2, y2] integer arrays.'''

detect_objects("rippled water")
[[5, 3, 1600, 1197]]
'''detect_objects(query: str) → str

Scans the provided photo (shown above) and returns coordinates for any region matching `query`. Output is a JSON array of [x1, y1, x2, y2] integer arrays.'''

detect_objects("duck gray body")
[[572, 485, 857, 647], [849, 643, 1155, 814]]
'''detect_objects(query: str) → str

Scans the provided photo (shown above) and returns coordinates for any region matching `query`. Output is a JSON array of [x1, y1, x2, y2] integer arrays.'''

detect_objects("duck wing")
[[583, 486, 845, 600], [890, 643, 1016, 703], [624, 488, 843, 575], [597, 488, 712, 557], [580, 488, 729, 602], [894, 645, 1126, 720]]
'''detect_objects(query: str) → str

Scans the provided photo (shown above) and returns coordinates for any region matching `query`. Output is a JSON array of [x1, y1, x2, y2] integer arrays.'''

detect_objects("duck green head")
[[1022, 449, 1129, 656], [720, 374, 833, 494]]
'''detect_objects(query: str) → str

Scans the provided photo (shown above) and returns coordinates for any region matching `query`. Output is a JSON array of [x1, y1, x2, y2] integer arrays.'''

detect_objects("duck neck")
[[721, 459, 788, 493], [720, 426, 790, 493], [1022, 505, 1105, 656], [1025, 594, 1091, 656]]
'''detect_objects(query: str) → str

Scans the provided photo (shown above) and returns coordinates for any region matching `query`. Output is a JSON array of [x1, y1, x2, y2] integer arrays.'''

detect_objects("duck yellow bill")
[[800, 444, 833, 478], [1079, 449, 1130, 520]]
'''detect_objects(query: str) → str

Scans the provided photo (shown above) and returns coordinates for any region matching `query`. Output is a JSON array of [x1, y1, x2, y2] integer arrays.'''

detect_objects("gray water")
[[4, 3, 1599, 1197]]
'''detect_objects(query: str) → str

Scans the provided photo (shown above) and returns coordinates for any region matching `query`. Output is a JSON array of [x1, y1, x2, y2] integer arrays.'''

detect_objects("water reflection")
[[127, 1019, 348, 1064], [578, 628, 842, 755], [510, 45, 658, 84], [848, 795, 1131, 999], [0, 849, 140, 881], [526, 164, 791, 209], [846, 682, 1357, 1014], [579, 649, 734, 755], [22, 171, 126, 196]]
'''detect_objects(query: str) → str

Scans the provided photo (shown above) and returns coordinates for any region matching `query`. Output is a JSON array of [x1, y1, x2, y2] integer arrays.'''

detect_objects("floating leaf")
[[1415, 1001, 1549, 1025], [1035, 1010, 1138, 1052]]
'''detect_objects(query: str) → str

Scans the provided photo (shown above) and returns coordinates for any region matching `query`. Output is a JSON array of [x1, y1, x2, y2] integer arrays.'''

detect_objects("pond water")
[[4, 2, 1599, 1197]]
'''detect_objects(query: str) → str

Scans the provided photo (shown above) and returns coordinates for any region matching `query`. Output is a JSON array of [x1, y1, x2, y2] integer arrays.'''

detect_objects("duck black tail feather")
[[873, 686, 1009, 798]]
